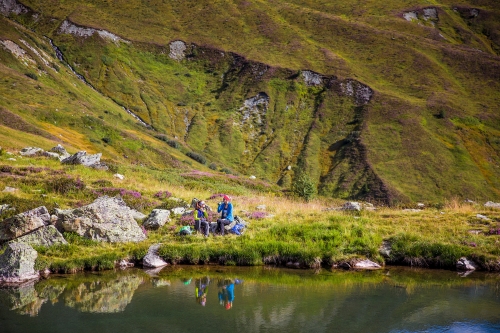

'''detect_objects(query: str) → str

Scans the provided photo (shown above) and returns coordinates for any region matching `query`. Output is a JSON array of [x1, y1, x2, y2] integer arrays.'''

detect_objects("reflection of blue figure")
[[226, 283, 234, 303], [218, 279, 237, 310]]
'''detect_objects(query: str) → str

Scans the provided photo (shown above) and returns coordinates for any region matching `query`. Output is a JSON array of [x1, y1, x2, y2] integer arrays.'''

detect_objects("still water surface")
[[0, 266, 499, 333]]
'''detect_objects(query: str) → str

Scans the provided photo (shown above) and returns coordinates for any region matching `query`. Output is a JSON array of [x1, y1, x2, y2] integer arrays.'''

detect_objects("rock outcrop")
[[142, 244, 168, 268], [0, 243, 39, 283], [19, 147, 43, 156], [143, 209, 171, 230], [10, 225, 67, 247], [58, 20, 128, 44], [61, 151, 108, 170], [484, 201, 500, 209], [0, 0, 28, 16], [341, 202, 361, 211], [54, 196, 147, 243], [0, 206, 50, 242], [169, 40, 187, 60]]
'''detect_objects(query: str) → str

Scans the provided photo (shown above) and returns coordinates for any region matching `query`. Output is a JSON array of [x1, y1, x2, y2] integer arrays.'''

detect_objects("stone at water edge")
[[143, 209, 171, 230], [0, 206, 50, 242], [354, 259, 382, 270], [456, 257, 478, 271], [0, 243, 39, 283], [142, 244, 168, 268]]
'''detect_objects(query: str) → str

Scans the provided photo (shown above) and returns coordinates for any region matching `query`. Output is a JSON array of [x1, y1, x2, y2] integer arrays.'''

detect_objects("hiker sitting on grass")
[[194, 200, 210, 237], [217, 195, 234, 235]]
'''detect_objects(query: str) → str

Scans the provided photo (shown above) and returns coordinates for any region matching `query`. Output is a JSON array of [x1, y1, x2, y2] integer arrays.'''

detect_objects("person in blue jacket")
[[217, 195, 234, 235]]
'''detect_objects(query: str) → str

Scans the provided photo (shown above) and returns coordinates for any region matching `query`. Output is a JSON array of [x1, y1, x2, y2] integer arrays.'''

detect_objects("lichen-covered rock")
[[170, 207, 186, 215], [50, 144, 70, 160], [423, 8, 438, 20], [379, 241, 392, 258], [169, 40, 186, 60], [10, 226, 67, 247], [61, 151, 108, 170], [341, 202, 361, 211], [0, 206, 50, 242], [340, 79, 373, 105], [0, 0, 29, 16], [0, 243, 39, 283], [19, 147, 44, 156], [484, 201, 500, 209], [302, 70, 323, 86], [58, 20, 128, 44], [143, 209, 171, 230], [354, 259, 382, 270], [142, 244, 168, 268], [54, 196, 147, 243], [240, 92, 269, 124], [403, 11, 418, 21], [456, 257, 478, 271]]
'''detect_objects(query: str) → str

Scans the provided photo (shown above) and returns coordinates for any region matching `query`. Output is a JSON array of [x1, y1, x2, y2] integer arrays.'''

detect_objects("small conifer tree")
[[292, 173, 316, 201]]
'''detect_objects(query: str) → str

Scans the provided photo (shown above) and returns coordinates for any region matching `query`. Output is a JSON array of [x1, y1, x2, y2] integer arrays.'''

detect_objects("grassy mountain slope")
[[1, 0, 499, 203]]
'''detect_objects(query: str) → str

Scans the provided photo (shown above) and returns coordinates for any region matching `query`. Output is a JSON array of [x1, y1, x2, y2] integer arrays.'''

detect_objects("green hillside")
[[1, 0, 499, 204]]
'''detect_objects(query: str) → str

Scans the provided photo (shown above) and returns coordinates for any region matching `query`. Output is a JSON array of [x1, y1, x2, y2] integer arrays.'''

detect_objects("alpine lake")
[[1, 266, 499, 333]]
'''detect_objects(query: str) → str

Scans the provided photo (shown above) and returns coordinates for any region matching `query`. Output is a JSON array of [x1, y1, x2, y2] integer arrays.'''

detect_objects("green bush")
[[292, 173, 316, 201], [186, 151, 206, 164], [25, 72, 38, 80]]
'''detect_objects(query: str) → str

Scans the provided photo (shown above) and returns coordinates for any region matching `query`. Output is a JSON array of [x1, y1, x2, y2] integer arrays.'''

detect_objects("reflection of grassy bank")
[[1, 157, 500, 273]]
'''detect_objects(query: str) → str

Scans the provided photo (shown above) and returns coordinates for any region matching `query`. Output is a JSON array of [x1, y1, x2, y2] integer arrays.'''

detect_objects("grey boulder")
[[0, 206, 50, 242], [0, 243, 39, 283], [143, 209, 171, 230], [10, 225, 67, 247], [61, 151, 108, 170], [19, 147, 43, 156], [456, 257, 478, 271], [54, 196, 147, 243], [142, 244, 168, 268], [354, 259, 382, 270]]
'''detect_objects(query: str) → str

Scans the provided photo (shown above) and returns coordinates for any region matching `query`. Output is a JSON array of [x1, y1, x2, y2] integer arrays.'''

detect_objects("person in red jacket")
[[217, 195, 234, 235]]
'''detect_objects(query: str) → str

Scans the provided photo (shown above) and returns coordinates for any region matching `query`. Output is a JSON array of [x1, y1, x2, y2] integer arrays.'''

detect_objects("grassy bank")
[[1, 154, 499, 273]]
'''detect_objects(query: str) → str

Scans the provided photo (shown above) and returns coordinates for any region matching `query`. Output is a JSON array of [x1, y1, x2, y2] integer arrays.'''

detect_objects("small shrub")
[[221, 167, 233, 174], [186, 151, 206, 164], [247, 211, 268, 220], [154, 190, 172, 199], [208, 163, 217, 170], [25, 72, 38, 80], [92, 179, 113, 187], [46, 175, 85, 194], [101, 137, 111, 144], [292, 173, 316, 201]]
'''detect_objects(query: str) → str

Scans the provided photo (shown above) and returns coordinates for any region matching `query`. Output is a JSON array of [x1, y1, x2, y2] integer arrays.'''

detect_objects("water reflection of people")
[[217, 279, 235, 310], [195, 277, 210, 306]]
